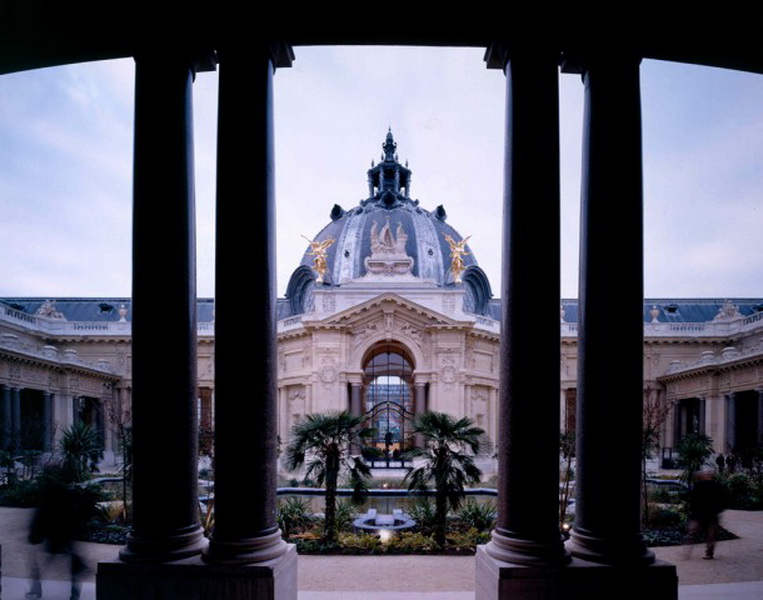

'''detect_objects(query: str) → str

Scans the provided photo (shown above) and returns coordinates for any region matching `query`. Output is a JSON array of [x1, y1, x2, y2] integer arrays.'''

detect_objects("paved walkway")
[[1, 507, 762, 598]]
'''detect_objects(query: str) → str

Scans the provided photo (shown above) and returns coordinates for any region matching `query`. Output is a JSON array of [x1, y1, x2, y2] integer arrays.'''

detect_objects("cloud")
[[0, 49, 760, 300]]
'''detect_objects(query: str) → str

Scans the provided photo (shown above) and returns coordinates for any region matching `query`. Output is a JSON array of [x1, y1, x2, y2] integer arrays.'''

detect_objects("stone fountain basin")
[[353, 508, 416, 532]]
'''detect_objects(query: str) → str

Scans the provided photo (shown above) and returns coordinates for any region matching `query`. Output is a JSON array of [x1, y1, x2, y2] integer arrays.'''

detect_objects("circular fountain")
[[352, 507, 416, 534]]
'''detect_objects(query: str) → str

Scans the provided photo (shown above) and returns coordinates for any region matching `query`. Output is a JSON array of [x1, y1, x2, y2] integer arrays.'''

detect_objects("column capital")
[[346, 373, 364, 387], [215, 41, 294, 70]]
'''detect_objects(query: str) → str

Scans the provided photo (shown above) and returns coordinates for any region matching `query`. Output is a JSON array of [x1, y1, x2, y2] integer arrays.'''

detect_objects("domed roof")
[[286, 131, 492, 315]]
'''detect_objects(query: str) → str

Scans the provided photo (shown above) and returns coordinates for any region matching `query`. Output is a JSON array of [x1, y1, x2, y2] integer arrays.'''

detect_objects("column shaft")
[[699, 397, 707, 436], [485, 50, 569, 567], [414, 383, 427, 449], [569, 55, 653, 565], [727, 393, 737, 452], [1, 385, 10, 450], [120, 52, 205, 563], [42, 392, 52, 452], [204, 46, 288, 565], [11, 387, 21, 450], [350, 384, 362, 418]]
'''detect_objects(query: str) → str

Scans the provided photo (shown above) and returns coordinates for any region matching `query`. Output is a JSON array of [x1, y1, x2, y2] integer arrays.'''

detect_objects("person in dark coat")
[[27, 468, 92, 599], [685, 470, 727, 559]]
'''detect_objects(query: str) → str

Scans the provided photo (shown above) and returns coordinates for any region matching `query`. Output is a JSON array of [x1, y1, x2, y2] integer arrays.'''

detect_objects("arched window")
[[362, 344, 416, 456]]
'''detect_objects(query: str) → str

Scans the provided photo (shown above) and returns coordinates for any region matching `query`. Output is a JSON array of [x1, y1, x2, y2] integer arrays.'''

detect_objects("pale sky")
[[0, 46, 761, 301]]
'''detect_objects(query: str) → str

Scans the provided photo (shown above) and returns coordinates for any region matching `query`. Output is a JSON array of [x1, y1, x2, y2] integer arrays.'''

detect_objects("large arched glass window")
[[362, 344, 415, 455]]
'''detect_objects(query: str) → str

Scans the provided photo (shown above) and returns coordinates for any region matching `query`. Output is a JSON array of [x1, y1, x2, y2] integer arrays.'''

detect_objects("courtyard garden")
[[1, 420, 761, 556]]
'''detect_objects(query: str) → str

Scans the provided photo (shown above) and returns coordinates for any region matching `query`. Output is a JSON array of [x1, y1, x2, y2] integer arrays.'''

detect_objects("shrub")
[[277, 496, 314, 537], [647, 504, 685, 530], [0, 479, 42, 507], [446, 527, 490, 551], [455, 498, 496, 532], [337, 532, 385, 553], [407, 497, 439, 536], [390, 531, 438, 552], [723, 472, 763, 510], [334, 499, 357, 533]]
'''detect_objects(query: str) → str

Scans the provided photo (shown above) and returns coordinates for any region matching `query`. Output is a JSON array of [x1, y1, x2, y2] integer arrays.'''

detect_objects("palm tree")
[[283, 411, 374, 543], [60, 422, 104, 483], [677, 433, 715, 488], [404, 411, 485, 547]]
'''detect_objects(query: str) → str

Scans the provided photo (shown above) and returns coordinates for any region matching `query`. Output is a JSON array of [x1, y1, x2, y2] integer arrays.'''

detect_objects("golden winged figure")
[[302, 235, 335, 283], [443, 233, 471, 284]]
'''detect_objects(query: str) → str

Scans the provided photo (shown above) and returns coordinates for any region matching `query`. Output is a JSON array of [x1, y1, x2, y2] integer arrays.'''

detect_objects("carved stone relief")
[[470, 387, 489, 430], [8, 362, 21, 381], [322, 294, 336, 313], [441, 365, 457, 384], [318, 351, 340, 389], [353, 321, 379, 349], [399, 323, 422, 345], [319, 364, 338, 384]]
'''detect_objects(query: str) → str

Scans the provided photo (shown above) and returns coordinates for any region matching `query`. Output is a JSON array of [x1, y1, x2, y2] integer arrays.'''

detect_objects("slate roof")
[[2, 297, 762, 325], [0, 298, 217, 323]]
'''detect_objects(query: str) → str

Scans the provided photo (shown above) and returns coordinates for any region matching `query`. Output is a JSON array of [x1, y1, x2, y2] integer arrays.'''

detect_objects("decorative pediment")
[[310, 293, 468, 332]]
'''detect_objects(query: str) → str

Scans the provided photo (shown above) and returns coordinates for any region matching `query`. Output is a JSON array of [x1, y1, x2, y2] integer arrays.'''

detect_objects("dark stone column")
[[11, 387, 20, 450], [673, 400, 683, 448], [415, 382, 427, 417], [727, 392, 737, 452], [757, 390, 763, 447], [414, 382, 427, 449], [42, 392, 52, 452], [699, 397, 707, 436], [483, 48, 569, 567], [350, 383, 362, 418], [203, 44, 292, 566], [119, 51, 205, 563], [568, 55, 654, 566], [1, 385, 10, 450]]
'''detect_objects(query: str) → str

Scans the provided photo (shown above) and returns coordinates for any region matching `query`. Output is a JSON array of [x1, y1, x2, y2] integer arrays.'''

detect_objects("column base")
[[204, 529, 290, 565], [484, 529, 571, 567], [119, 524, 207, 563], [476, 544, 677, 600], [97, 543, 297, 600]]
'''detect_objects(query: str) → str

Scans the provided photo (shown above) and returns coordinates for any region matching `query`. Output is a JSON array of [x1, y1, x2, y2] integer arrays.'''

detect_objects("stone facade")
[[2, 289, 762, 473], [1, 137, 762, 470]]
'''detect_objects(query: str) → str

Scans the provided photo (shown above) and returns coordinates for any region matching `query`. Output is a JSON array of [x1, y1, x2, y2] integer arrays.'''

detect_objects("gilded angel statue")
[[443, 233, 471, 284], [302, 235, 335, 283]]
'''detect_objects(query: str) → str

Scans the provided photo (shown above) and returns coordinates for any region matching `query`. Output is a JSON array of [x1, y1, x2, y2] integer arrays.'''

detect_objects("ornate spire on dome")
[[382, 128, 397, 162], [365, 129, 412, 208]]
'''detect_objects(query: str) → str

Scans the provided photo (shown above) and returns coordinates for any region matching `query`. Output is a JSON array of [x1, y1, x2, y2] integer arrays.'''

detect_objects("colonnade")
[[95, 42, 678, 599], [475, 48, 677, 598], [0, 385, 72, 452], [97, 44, 297, 598]]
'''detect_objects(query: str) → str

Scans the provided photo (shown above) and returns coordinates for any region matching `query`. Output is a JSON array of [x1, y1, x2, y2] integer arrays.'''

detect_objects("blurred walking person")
[[685, 470, 727, 560], [27, 467, 93, 600]]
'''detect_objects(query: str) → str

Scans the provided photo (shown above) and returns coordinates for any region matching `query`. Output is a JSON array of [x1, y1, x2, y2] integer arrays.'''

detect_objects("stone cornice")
[[0, 347, 121, 382], [658, 350, 763, 383]]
